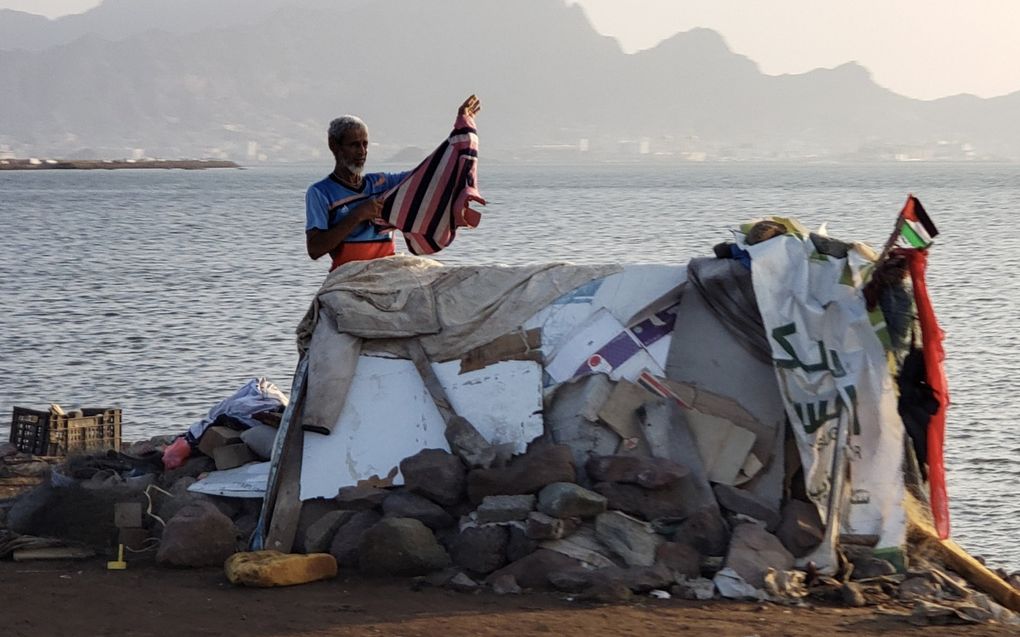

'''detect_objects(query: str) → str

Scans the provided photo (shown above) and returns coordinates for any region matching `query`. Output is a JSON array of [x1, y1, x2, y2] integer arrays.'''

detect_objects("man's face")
[[333, 127, 369, 175]]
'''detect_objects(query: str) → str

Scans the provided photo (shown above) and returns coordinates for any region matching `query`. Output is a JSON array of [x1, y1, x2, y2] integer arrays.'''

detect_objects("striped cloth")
[[377, 112, 485, 255]]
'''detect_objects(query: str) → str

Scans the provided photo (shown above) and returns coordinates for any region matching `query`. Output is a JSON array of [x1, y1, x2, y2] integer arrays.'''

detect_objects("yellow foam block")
[[224, 550, 338, 588]]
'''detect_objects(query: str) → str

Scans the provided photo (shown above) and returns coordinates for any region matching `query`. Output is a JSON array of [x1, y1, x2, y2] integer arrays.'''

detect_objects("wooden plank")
[[251, 356, 308, 551]]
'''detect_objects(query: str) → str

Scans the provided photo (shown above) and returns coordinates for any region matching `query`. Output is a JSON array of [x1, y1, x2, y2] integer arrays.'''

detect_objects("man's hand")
[[458, 94, 481, 118], [352, 196, 384, 222]]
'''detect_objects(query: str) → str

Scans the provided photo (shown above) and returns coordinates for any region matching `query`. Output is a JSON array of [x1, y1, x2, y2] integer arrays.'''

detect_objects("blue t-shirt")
[[305, 171, 409, 243]]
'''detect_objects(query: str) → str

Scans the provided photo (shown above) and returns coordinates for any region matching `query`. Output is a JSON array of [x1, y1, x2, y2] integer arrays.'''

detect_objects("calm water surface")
[[1, 163, 1017, 570]]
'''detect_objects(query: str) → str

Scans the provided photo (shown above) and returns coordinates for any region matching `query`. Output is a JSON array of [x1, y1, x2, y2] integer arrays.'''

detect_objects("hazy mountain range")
[[2, 0, 1018, 162]]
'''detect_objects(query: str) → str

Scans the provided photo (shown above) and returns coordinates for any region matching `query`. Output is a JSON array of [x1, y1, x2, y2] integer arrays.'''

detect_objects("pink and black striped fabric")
[[377, 113, 485, 255]]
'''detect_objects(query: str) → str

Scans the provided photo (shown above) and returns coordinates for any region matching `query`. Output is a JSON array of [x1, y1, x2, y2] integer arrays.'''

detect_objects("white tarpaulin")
[[747, 233, 907, 550]]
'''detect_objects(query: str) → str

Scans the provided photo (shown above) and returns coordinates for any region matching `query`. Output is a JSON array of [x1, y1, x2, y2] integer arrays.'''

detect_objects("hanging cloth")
[[377, 112, 485, 255]]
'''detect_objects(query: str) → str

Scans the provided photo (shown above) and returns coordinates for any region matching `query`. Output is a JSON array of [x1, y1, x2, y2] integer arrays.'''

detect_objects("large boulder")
[[485, 549, 585, 590], [382, 491, 454, 530], [329, 510, 382, 567], [451, 525, 509, 575], [713, 484, 781, 530], [357, 517, 451, 576], [299, 510, 356, 555], [672, 507, 731, 557], [723, 522, 795, 588], [594, 511, 663, 567], [156, 502, 239, 567], [466, 444, 576, 504], [774, 499, 824, 558], [400, 449, 466, 506]]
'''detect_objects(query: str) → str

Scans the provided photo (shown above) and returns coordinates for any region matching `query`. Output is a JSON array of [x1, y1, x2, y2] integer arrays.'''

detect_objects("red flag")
[[904, 249, 950, 539]]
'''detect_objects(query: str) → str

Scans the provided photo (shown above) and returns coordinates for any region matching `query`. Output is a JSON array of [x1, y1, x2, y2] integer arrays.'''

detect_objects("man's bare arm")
[[306, 197, 383, 260]]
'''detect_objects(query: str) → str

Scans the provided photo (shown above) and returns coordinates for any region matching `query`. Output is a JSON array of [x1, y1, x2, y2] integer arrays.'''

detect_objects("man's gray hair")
[[328, 115, 368, 143]]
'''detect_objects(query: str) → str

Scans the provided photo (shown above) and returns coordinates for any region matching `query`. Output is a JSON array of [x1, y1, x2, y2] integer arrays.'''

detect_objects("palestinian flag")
[[896, 195, 939, 249]]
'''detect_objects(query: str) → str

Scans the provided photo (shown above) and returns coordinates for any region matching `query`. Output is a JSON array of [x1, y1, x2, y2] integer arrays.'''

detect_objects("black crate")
[[9, 406, 122, 456]]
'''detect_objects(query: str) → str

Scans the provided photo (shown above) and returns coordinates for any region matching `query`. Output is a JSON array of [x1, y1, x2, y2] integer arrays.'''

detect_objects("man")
[[305, 95, 481, 270]]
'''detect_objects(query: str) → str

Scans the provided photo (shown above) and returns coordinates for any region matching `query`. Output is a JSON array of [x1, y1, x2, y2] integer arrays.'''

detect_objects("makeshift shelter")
[[206, 198, 1020, 613]]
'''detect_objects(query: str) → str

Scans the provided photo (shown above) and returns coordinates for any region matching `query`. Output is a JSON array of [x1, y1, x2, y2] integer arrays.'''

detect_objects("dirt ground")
[[0, 558, 1015, 637]]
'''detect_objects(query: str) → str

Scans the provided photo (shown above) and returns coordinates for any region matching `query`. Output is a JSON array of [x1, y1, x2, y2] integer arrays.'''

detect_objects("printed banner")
[[746, 234, 907, 550]]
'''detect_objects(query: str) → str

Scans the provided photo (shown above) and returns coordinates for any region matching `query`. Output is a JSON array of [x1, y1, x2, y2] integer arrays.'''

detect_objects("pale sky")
[[3, 0, 1019, 100]]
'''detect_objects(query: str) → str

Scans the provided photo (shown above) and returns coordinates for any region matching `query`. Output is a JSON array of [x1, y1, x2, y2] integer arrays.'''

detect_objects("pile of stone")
[[2, 415, 1019, 626], [0, 438, 257, 567]]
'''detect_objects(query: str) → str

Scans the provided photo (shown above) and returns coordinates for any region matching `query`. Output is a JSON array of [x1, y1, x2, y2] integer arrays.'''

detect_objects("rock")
[[712, 484, 781, 531], [293, 498, 341, 553], [475, 494, 535, 524], [595, 511, 663, 567], [451, 525, 509, 575], [336, 485, 389, 510], [671, 577, 716, 600], [655, 541, 701, 579], [545, 375, 619, 484], [400, 449, 466, 506], [592, 481, 688, 521], [357, 517, 451, 576], [122, 439, 160, 458], [850, 556, 898, 580], [156, 502, 239, 567], [585, 455, 688, 489], [841, 582, 867, 607], [722, 522, 794, 589], [0, 443, 18, 458], [489, 573, 522, 595], [526, 511, 580, 540], [239, 424, 277, 460], [301, 510, 356, 555], [466, 444, 576, 504], [486, 549, 586, 590], [506, 523, 539, 563], [225, 550, 337, 587], [540, 524, 617, 568], [584, 564, 674, 593], [537, 482, 607, 519], [382, 491, 454, 530], [550, 564, 666, 596], [899, 576, 939, 601], [581, 579, 633, 602], [156, 483, 239, 522], [549, 567, 594, 593], [329, 510, 382, 567], [775, 499, 824, 557], [447, 572, 481, 593], [7, 484, 146, 548], [420, 568, 459, 588], [672, 507, 731, 557], [1008, 573, 1020, 592]]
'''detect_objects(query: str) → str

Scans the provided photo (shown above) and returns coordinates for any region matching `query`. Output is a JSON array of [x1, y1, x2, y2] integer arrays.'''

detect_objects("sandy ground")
[[0, 558, 1015, 637]]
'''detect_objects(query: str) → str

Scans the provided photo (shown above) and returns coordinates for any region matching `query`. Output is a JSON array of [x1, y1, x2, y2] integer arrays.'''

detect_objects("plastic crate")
[[9, 406, 122, 456]]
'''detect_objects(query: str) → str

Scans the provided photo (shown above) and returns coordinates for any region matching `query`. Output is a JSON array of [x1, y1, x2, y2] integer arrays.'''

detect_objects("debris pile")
[[3, 207, 1019, 628]]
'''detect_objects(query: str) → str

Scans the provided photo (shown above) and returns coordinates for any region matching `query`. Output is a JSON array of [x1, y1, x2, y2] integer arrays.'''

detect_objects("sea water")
[[1, 162, 1017, 570]]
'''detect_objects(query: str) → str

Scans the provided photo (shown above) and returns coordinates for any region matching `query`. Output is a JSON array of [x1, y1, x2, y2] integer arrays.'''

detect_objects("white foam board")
[[299, 356, 543, 500]]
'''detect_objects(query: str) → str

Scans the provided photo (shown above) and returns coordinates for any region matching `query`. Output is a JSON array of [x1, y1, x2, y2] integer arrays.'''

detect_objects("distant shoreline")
[[0, 159, 240, 170]]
